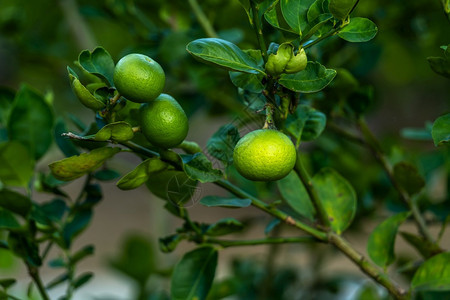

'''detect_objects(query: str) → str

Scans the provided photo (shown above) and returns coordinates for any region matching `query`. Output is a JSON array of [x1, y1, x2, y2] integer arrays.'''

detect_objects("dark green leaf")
[[49, 147, 121, 181], [285, 105, 327, 146], [412, 252, 450, 291], [110, 234, 154, 284], [0, 141, 34, 187], [338, 17, 378, 42], [46, 272, 69, 289], [200, 196, 251, 208], [71, 245, 94, 265], [94, 121, 135, 142], [54, 118, 80, 157], [432, 113, 450, 146], [308, 0, 325, 22], [367, 212, 410, 268], [186, 38, 265, 75], [159, 234, 185, 253], [117, 158, 168, 190], [280, 0, 315, 34], [277, 171, 315, 221], [78, 47, 115, 85], [93, 169, 121, 181], [400, 232, 442, 259], [206, 124, 240, 167], [182, 153, 223, 183], [0, 87, 15, 126], [0, 278, 16, 290], [7, 85, 54, 160], [0, 190, 32, 217], [264, 0, 299, 36], [237, 0, 252, 25], [427, 57, 450, 78], [62, 210, 92, 248], [265, 218, 281, 235], [328, 0, 358, 20], [48, 258, 66, 268], [279, 61, 336, 93], [312, 168, 356, 234], [147, 170, 199, 206], [171, 246, 218, 300], [73, 272, 94, 289], [0, 209, 21, 230], [7, 233, 41, 267], [393, 162, 426, 196], [229, 71, 264, 93], [205, 218, 244, 236]]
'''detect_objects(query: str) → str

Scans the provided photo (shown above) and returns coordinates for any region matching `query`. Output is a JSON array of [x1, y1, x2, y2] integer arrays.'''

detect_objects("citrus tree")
[[0, 0, 449, 299]]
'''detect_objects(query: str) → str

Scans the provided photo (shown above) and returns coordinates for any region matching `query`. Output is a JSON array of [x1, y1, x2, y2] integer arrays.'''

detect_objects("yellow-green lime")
[[233, 129, 296, 181], [139, 93, 189, 148], [113, 53, 165, 103]]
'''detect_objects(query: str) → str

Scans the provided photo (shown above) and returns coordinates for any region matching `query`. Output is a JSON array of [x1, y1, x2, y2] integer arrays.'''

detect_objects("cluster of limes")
[[113, 54, 189, 149]]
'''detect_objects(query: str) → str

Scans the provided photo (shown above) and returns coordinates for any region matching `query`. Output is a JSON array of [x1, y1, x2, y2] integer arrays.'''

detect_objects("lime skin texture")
[[233, 129, 297, 181], [139, 93, 189, 149], [113, 53, 165, 103]]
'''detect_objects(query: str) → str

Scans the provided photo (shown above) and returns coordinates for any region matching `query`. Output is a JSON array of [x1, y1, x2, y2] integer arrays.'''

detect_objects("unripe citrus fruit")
[[139, 93, 189, 148], [233, 129, 296, 181], [113, 53, 165, 103]]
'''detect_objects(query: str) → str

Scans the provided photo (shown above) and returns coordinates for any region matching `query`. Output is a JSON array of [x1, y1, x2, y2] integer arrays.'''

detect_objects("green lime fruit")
[[139, 93, 189, 148], [113, 53, 165, 103], [233, 129, 296, 181]]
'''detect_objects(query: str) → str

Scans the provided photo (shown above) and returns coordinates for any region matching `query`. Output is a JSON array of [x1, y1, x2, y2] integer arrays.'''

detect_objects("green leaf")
[[0, 87, 15, 126], [367, 212, 410, 268], [328, 0, 358, 20], [186, 38, 265, 75], [49, 147, 121, 181], [312, 168, 356, 234], [412, 252, 450, 291], [264, 1, 298, 37], [200, 196, 251, 208], [0, 141, 34, 187], [182, 153, 223, 183], [8, 232, 41, 267], [171, 246, 218, 300], [62, 210, 92, 248], [338, 17, 378, 42], [432, 113, 450, 146], [117, 158, 168, 190], [400, 232, 442, 259], [427, 57, 450, 78], [68, 71, 106, 110], [71, 245, 95, 265], [237, 0, 252, 25], [94, 121, 134, 142], [78, 47, 115, 85], [280, 0, 315, 35], [308, 0, 325, 22], [206, 124, 240, 167], [159, 234, 185, 253], [54, 118, 80, 157], [110, 234, 154, 284], [277, 171, 315, 221], [31, 199, 67, 226], [93, 169, 121, 181], [0, 209, 21, 230], [279, 61, 336, 93], [73, 272, 94, 289], [229, 71, 264, 93], [147, 170, 199, 206], [285, 105, 327, 146], [205, 218, 244, 236], [46, 273, 69, 290], [393, 162, 426, 196], [0, 190, 32, 217], [0, 278, 16, 290], [7, 85, 54, 160]]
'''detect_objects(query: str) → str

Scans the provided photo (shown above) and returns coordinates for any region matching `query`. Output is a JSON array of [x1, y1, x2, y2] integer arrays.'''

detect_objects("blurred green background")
[[0, 0, 449, 299]]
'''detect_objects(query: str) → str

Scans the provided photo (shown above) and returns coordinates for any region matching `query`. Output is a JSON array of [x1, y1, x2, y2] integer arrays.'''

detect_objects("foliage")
[[0, 0, 449, 299]]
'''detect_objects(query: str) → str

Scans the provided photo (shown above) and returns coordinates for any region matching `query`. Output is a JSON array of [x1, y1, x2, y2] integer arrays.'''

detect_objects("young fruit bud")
[[284, 48, 307, 74], [265, 43, 294, 76]]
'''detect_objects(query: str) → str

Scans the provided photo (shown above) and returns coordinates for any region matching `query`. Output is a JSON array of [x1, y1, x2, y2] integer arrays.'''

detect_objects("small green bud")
[[265, 43, 294, 76], [284, 48, 307, 74]]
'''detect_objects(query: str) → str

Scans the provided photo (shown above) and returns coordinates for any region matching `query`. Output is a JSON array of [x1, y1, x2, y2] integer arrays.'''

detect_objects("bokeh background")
[[0, 0, 449, 299]]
